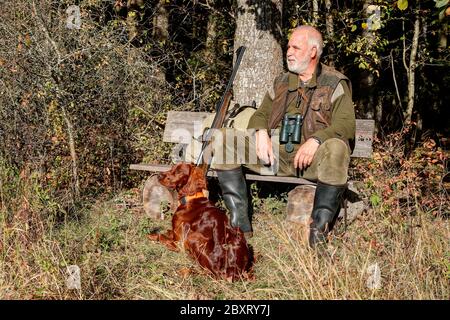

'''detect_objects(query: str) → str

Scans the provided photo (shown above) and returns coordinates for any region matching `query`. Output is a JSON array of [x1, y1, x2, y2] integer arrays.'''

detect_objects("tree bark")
[[153, 0, 169, 42], [61, 104, 80, 199], [126, 12, 138, 41], [405, 13, 420, 124], [312, 0, 319, 25], [439, 25, 447, 50], [120, 0, 144, 41], [206, 13, 217, 58], [324, 0, 334, 66], [359, 1, 377, 121], [233, 0, 283, 107], [152, 0, 168, 81]]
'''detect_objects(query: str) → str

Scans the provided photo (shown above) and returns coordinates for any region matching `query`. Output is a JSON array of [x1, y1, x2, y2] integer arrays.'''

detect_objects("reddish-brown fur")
[[148, 163, 253, 281]]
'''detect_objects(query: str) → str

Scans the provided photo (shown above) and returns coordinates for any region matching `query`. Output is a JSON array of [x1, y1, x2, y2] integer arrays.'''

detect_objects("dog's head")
[[158, 162, 207, 197]]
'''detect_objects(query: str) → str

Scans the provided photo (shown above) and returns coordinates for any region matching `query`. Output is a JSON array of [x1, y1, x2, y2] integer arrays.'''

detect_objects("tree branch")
[[390, 49, 403, 111], [31, 0, 62, 66]]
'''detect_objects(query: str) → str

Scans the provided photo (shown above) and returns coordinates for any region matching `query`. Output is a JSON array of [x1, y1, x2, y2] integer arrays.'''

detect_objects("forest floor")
[[0, 182, 448, 300]]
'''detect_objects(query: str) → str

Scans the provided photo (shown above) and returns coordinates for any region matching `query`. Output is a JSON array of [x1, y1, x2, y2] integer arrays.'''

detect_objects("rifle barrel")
[[195, 46, 246, 168]]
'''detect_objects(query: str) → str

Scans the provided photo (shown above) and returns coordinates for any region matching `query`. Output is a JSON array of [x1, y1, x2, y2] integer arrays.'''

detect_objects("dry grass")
[[0, 186, 448, 300]]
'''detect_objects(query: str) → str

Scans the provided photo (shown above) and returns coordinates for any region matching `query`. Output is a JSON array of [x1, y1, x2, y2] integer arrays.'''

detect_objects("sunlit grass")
[[0, 187, 448, 300]]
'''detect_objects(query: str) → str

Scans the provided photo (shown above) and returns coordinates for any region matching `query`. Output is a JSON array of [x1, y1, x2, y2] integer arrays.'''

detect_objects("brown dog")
[[148, 162, 253, 281]]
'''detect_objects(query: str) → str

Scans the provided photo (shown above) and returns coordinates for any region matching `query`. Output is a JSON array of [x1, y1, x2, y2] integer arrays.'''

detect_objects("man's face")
[[286, 30, 313, 75]]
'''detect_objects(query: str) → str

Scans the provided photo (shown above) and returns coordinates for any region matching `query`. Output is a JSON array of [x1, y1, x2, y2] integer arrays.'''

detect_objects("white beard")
[[287, 57, 309, 75]]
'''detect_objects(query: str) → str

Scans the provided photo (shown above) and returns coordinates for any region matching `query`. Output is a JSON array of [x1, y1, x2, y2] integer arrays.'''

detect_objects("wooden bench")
[[131, 111, 375, 178], [130, 111, 375, 224]]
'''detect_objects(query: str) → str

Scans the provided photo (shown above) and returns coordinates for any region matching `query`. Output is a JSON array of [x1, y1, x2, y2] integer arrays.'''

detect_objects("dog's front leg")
[[147, 230, 180, 251]]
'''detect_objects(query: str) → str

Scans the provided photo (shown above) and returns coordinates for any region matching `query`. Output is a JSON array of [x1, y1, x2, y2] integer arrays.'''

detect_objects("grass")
[[0, 185, 448, 300]]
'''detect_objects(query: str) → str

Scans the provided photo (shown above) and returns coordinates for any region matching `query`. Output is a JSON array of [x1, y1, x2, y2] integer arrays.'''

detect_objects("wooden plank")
[[245, 174, 316, 185], [162, 111, 211, 143], [130, 164, 172, 172], [129, 163, 316, 185], [163, 111, 374, 158]]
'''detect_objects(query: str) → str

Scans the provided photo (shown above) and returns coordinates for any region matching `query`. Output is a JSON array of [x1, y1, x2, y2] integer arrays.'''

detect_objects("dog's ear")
[[175, 162, 192, 177], [158, 162, 192, 189], [191, 167, 207, 191], [179, 166, 207, 196]]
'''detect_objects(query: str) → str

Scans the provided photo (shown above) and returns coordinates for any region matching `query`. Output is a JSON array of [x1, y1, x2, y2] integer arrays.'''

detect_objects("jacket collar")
[[288, 63, 321, 92]]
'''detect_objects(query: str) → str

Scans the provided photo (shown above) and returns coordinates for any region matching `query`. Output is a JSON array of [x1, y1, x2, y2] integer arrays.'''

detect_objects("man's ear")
[[310, 46, 317, 59]]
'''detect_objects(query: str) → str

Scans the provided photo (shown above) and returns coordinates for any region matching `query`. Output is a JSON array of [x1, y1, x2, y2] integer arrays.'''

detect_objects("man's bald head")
[[291, 26, 323, 58], [286, 25, 323, 78]]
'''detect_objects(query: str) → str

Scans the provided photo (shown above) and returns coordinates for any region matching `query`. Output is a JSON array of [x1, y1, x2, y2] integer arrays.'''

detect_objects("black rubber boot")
[[216, 167, 253, 238], [309, 182, 347, 248]]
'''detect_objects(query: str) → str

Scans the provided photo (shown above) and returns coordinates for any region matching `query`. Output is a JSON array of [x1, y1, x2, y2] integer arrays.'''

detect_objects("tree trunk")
[[61, 104, 80, 199], [124, 0, 144, 41], [359, 1, 377, 121], [153, 0, 169, 42], [233, 0, 283, 107], [126, 13, 138, 41], [153, 0, 168, 81], [405, 13, 420, 124], [312, 0, 319, 25], [324, 0, 334, 66], [206, 13, 217, 59], [439, 24, 447, 50]]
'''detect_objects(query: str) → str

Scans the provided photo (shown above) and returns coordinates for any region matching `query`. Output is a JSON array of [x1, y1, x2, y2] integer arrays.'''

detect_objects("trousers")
[[185, 128, 350, 186]]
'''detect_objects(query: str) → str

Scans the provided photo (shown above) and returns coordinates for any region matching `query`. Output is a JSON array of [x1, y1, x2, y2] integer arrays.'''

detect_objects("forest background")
[[0, 0, 448, 299]]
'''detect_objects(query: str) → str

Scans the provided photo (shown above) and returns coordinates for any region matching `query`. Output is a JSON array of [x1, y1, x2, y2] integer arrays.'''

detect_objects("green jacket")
[[247, 63, 356, 151]]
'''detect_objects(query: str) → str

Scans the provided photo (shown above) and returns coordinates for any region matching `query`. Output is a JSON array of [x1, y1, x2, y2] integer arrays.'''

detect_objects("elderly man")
[[212, 25, 355, 247]]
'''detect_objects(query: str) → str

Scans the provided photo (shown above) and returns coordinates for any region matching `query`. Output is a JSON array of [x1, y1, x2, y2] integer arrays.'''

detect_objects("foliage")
[[354, 125, 448, 217], [1, 0, 448, 213], [0, 0, 448, 300], [0, 1, 178, 209], [287, 0, 449, 132], [250, 182, 287, 216]]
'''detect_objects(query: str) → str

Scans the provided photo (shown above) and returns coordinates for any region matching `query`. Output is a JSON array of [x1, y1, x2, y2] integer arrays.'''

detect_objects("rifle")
[[195, 46, 246, 171]]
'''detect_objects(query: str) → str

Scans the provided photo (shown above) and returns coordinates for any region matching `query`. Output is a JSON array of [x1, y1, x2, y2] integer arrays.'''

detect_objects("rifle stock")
[[211, 91, 233, 132]]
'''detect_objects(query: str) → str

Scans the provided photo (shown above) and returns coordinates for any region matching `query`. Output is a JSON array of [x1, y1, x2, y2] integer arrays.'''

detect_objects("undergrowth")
[[0, 132, 448, 300]]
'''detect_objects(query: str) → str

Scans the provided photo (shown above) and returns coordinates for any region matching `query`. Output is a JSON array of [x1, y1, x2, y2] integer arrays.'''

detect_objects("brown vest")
[[268, 64, 351, 143]]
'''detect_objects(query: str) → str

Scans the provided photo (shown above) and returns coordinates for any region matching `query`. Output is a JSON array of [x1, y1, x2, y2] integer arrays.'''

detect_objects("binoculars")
[[280, 114, 302, 153]]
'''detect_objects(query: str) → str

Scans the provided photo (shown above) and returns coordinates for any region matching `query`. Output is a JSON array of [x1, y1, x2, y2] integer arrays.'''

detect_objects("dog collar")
[[179, 191, 207, 205]]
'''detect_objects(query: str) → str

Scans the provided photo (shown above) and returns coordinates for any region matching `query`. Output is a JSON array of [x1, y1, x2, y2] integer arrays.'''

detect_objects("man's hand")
[[294, 138, 320, 170], [255, 129, 275, 165]]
